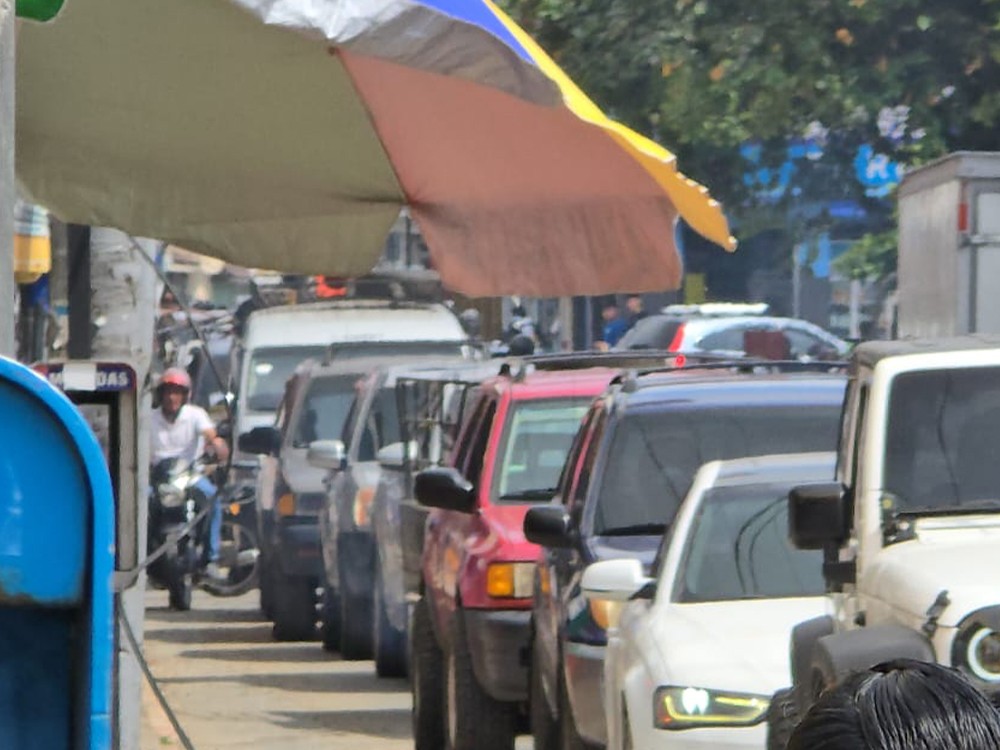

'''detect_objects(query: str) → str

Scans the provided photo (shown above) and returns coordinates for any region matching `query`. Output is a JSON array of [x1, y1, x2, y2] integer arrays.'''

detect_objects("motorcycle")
[[148, 457, 258, 610]]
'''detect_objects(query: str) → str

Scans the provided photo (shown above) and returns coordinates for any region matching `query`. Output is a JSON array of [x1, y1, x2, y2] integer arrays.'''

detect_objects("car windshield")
[[884, 367, 1000, 513], [594, 404, 841, 534], [245, 346, 325, 412], [493, 399, 589, 502], [292, 375, 359, 448], [675, 483, 825, 603]]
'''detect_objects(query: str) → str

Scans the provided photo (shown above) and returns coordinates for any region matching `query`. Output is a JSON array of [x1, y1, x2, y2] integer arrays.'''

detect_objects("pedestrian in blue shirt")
[[597, 301, 628, 350]]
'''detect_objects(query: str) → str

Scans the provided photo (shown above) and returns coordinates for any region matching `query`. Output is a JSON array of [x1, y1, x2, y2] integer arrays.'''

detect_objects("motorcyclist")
[[151, 367, 230, 581]]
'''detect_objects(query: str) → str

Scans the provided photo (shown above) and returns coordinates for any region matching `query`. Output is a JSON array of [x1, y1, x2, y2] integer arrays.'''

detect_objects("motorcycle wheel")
[[201, 517, 260, 597], [166, 546, 194, 611]]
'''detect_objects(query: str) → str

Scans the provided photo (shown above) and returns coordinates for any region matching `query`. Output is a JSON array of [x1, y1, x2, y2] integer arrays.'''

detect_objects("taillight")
[[667, 323, 686, 352]]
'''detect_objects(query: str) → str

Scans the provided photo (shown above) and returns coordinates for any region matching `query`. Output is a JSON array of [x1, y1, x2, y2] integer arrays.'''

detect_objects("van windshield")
[[594, 404, 841, 535], [884, 367, 1000, 513], [245, 346, 325, 412], [292, 375, 359, 448]]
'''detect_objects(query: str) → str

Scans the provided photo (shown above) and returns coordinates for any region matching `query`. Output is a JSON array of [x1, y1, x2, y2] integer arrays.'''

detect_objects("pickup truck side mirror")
[[376, 440, 416, 471], [523, 505, 574, 549], [788, 482, 851, 550], [237, 425, 282, 457], [414, 467, 476, 514]]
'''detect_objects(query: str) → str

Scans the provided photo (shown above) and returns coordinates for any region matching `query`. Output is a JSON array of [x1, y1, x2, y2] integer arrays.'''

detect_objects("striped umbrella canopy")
[[15, 0, 736, 296]]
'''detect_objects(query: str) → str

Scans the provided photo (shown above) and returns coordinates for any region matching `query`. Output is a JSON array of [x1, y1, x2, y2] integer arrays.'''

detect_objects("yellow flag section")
[[486, 0, 738, 253]]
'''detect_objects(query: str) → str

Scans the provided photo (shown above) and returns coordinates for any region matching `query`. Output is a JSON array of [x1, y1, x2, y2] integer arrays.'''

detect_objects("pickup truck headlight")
[[588, 598, 625, 631], [653, 686, 769, 730], [486, 562, 534, 598], [953, 610, 1000, 683]]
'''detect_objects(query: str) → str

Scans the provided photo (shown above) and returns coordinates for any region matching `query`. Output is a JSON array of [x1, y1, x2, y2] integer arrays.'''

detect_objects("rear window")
[[292, 375, 358, 447], [675, 483, 825, 602], [492, 399, 589, 502], [615, 316, 682, 350], [593, 403, 841, 534]]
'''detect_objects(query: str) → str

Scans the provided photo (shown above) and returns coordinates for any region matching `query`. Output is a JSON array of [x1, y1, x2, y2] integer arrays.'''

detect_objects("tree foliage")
[[501, 0, 1000, 217]]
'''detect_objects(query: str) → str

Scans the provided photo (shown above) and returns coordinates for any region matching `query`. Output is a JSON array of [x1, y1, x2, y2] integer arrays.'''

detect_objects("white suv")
[[769, 336, 1000, 746]]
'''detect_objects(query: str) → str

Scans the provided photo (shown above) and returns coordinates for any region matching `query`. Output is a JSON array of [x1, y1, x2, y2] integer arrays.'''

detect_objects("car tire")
[[412, 596, 445, 750], [319, 584, 341, 652], [270, 567, 316, 641], [339, 570, 374, 660], [766, 687, 799, 750], [373, 562, 407, 677], [529, 632, 559, 750], [445, 610, 516, 750], [168, 571, 193, 611], [259, 553, 275, 619]]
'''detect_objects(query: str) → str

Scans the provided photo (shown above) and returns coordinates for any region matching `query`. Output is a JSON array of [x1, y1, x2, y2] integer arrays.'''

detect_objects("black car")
[[523, 366, 847, 750]]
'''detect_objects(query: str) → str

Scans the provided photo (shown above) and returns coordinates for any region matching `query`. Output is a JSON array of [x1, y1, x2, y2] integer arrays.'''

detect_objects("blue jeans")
[[193, 476, 222, 562]]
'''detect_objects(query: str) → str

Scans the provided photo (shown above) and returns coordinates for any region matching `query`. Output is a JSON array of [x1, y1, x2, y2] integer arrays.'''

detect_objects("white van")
[[232, 299, 470, 461]]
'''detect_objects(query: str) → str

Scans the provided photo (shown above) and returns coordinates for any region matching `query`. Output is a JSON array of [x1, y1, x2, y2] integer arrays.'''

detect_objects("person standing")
[[625, 294, 647, 330], [151, 367, 230, 580], [596, 301, 629, 350]]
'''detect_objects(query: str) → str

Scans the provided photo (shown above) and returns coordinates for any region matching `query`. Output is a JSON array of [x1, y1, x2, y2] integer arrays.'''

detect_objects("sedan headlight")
[[953, 612, 1000, 684], [653, 686, 769, 730], [157, 485, 185, 509]]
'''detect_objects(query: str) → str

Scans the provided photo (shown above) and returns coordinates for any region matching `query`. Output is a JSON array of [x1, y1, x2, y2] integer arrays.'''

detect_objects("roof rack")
[[661, 302, 770, 317], [321, 338, 482, 365], [609, 358, 849, 389]]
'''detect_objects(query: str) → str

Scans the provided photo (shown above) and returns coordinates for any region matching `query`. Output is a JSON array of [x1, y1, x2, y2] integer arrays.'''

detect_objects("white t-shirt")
[[151, 404, 214, 465]]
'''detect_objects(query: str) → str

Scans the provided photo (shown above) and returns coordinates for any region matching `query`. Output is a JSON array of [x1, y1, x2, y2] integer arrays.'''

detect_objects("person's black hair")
[[512, 304, 527, 318], [507, 334, 535, 356], [786, 659, 1000, 750]]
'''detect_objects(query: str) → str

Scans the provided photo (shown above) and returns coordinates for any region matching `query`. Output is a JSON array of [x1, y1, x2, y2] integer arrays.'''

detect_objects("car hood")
[[866, 520, 1000, 627], [649, 598, 828, 695], [281, 447, 327, 494], [478, 503, 540, 560]]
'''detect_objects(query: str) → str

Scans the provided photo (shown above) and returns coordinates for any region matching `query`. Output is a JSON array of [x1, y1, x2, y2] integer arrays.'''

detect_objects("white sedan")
[[583, 453, 834, 750]]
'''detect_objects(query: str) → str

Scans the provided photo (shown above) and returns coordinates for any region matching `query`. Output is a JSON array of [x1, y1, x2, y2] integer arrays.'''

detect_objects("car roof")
[[704, 452, 837, 488], [481, 367, 617, 401], [619, 370, 846, 410], [852, 335, 1000, 368]]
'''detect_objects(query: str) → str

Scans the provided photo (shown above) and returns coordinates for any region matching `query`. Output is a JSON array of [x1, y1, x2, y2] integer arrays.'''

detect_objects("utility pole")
[[1, 1, 16, 357], [89, 227, 158, 750]]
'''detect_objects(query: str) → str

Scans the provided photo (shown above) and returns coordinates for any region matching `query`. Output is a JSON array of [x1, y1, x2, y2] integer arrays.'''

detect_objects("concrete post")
[[0, 2, 16, 357], [89, 228, 159, 750]]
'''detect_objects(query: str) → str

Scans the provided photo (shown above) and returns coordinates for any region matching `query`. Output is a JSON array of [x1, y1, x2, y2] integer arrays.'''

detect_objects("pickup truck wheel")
[[319, 585, 341, 652], [445, 611, 516, 750], [529, 634, 559, 750], [412, 596, 445, 750], [766, 688, 799, 750], [373, 562, 407, 677], [271, 568, 316, 641], [339, 572, 374, 660]]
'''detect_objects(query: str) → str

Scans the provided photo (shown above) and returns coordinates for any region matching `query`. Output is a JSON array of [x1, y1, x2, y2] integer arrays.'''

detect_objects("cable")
[[117, 597, 198, 750]]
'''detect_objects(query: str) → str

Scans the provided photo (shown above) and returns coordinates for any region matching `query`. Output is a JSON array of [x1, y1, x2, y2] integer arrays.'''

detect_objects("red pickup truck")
[[411, 365, 613, 750]]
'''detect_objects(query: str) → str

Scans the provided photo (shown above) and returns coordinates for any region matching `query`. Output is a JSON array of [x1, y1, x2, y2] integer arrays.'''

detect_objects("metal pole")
[[0, 2, 16, 357]]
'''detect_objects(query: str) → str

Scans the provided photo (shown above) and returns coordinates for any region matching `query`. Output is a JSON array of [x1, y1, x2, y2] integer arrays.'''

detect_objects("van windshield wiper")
[[599, 523, 667, 537], [499, 487, 558, 501]]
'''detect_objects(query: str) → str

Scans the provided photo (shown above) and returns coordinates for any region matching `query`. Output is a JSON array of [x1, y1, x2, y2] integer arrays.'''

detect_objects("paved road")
[[139, 587, 412, 750]]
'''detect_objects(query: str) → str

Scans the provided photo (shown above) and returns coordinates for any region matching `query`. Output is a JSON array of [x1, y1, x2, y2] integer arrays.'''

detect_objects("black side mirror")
[[788, 482, 850, 550], [238, 426, 282, 457], [524, 505, 574, 549], [414, 467, 476, 514]]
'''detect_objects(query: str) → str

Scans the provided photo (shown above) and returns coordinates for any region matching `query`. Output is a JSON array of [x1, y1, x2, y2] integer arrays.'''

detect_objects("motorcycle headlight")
[[653, 686, 769, 730], [954, 611, 1000, 684], [157, 485, 185, 508]]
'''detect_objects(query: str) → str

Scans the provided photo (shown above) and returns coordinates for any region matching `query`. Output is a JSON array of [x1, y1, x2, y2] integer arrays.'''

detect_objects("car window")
[[463, 401, 496, 491], [245, 346, 325, 412], [696, 325, 747, 352], [674, 482, 825, 602], [593, 402, 842, 535], [570, 409, 607, 514], [354, 386, 402, 462], [291, 375, 357, 448], [491, 399, 589, 502], [784, 327, 839, 359], [555, 407, 597, 501], [615, 316, 682, 350]]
